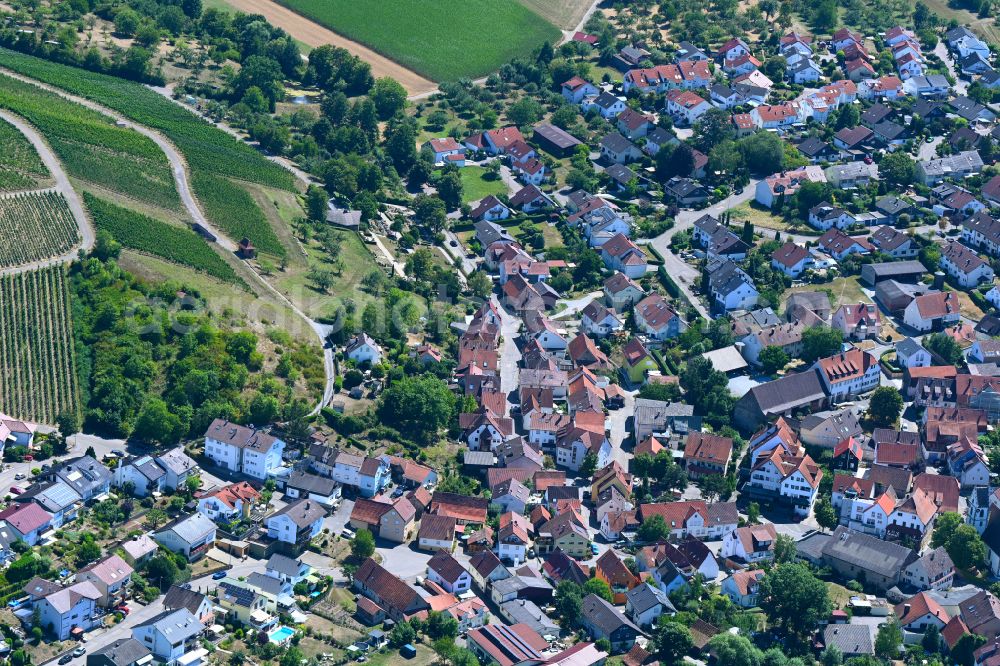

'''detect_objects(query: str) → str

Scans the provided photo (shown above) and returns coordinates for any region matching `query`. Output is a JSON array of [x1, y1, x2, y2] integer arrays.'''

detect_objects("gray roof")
[[908, 546, 954, 581], [128, 456, 167, 483], [163, 585, 209, 615], [581, 593, 643, 636], [896, 337, 927, 359], [501, 599, 560, 638], [218, 581, 259, 608], [794, 531, 832, 564], [625, 582, 675, 615], [919, 150, 983, 177], [474, 220, 515, 247], [90, 638, 152, 666], [285, 470, 337, 496], [134, 607, 203, 642], [158, 512, 216, 544], [271, 499, 326, 528], [247, 571, 284, 596], [742, 369, 827, 414], [606, 163, 638, 187], [823, 624, 873, 656], [593, 91, 623, 110], [863, 260, 926, 278], [821, 526, 915, 579], [876, 196, 911, 215], [52, 455, 112, 496], [600, 132, 637, 154], [15, 481, 81, 512], [155, 448, 198, 477], [707, 258, 755, 296], [266, 553, 304, 578]]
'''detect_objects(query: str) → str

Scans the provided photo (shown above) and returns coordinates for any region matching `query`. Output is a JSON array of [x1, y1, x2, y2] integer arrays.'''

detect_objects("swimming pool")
[[268, 626, 295, 644]]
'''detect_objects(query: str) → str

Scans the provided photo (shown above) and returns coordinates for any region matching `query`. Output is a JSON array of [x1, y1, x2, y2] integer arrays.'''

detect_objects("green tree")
[[133, 398, 186, 445], [924, 331, 963, 365], [868, 386, 904, 426], [389, 621, 416, 647], [554, 581, 583, 627], [468, 271, 492, 299], [651, 620, 693, 666], [879, 152, 916, 187], [874, 620, 902, 660], [657, 142, 695, 181], [815, 497, 838, 531], [436, 171, 464, 210], [76, 535, 102, 566], [921, 623, 942, 654], [932, 512, 963, 548], [802, 325, 843, 363], [946, 524, 988, 570], [378, 375, 456, 442], [413, 195, 448, 232], [306, 185, 328, 222], [773, 533, 797, 563], [146, 555, 180, 591], [680, 356, 733, 427], [351, 529, 375, 560], [758, 564, 832, 648], [952, 632, 986, 666], [637, 514, 670, 542], [583, 578, 614, 603], [370, 77, 407, 120], [747, 502, 760, 525], [706, 634, 763, 666], [426, 611, 459, 640], [580, 452, 599, 477], [759, 346, 790, 375], [507, 97, 544, 126]]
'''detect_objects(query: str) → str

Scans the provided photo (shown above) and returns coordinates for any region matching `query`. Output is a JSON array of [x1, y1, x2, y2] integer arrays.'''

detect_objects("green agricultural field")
[[0, 118, 49, 191], [83, 192, 243, 285], [269, 0, 561, 81], [193, 173, 287, 258], [0, 191, 80, 269], [0, 75, 179, 209]]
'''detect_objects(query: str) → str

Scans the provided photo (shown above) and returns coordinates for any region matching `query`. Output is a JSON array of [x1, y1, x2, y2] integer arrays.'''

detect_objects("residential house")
[[580, 594, 644, 653], [903, 291, 960, 332], [625, 583, 675, 628], [203, 419, 285, 480], [814, 349, 881, 401], [25, 578, 101, 640], [594, 550, 640, 604], [353, 558, 430, 622], [633, 293, 683, 340], [427, 551, 473, 595], [266, 499, 325, 546], [721, 569, 766, 608], [721, 523, 776, 563], [940, 241, 993, 287], [132, 609, 204, 663], [771, 242, 813, 278], [831, 302, 881, 341], [196, 481, 259, 523], [153, 513, 216, 561], [78, 555, 133, 608], [86, 639, 152, 666]]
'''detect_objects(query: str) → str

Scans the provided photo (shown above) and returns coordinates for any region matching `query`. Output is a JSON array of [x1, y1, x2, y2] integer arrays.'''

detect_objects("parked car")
[[58, 655, 72, 665], [115, 605, 130, 615], [212, 571, 228, 580], [72, 647, 85, 657], [14, 473, 24, 480], [9, 486, 24, 495], [112, 449, 127, 458]]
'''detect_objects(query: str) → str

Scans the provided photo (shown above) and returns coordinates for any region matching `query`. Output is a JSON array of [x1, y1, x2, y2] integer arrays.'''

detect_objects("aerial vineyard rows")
[[0, 74, 180, 209], [193, 173, 287, 258], [0, 49, 298, 192], [0, 191, 80, 269], [83, 192, 243, 285], [0, 266, 79, 424], [0, 118, 49, 192]]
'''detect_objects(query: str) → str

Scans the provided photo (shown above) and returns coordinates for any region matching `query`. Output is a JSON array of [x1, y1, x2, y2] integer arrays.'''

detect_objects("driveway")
[[553, 291, 603, 320]]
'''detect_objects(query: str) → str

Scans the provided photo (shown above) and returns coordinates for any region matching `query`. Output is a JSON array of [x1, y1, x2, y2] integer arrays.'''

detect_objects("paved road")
[[0, 112, 94, 274], [643, 180, 761, 319], [919, 135, 944, 161], [442, 229, 478, 275], [552, 291, 603, 320], [495, 295, 523, 413], [934, 42, 969, 97]]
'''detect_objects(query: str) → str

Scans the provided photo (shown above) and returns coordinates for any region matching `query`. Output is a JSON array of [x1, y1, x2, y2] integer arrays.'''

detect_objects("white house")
[[344, 333, 383, 365], [895, 338, 931, 369], [940, 241, 994, 288], [203, 419, 285, 480], [132, 608, 204, 664], [721, 523, 777, 563], [664, 90, 712, 125], [903, 291, 960, 332], [581, 302, 624, 338], [28, 580, 101, 640], [153, 513, 217, 561], [266, 499, 325, 546], [814, 349, 881, 402], [427, 552, 473, 594], [721, 569, 765, 608]]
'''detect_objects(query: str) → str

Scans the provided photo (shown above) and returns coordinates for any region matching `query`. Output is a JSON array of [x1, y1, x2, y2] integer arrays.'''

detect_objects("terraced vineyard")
[[0, 191, 81, 268], [0, 266, 79, 423], [0, 49, 297, 191], [0, 118, 49, 191], [0, 74, 179, 210], [84, 192, 243, 285]]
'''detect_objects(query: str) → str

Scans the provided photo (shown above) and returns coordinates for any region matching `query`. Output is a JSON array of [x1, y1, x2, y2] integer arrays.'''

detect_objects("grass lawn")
[[955, 289, 986, 321], [730, 203, 794, 233], [365, 644, 438, 666], [827, 581, 855, 610], [783, 276, 867, 310], [272, 227, 380, 321], [269, 0, 560, 81], [459, 166, 508, 204]]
